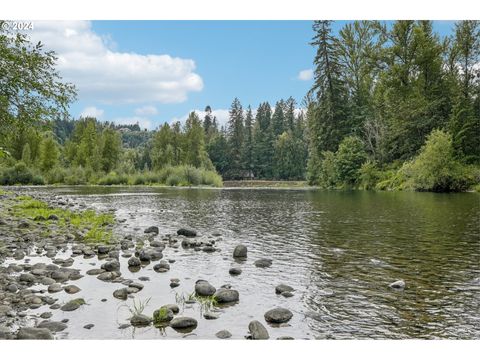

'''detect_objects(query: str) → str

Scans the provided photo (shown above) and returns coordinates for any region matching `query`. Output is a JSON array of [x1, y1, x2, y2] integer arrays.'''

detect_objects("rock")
[[102, 260, 120, 272], [130, 314, 151, 327], [153, 307, 174, 323], [389, 279, 406, 289], [204, 312, 219, 320], [86, 268, 105, 276], [113, 288, 128, 300], [150, 240, 164, 248], [128, 257, 141, 267], [18, 220, 30, 229], [129, 282, 144, 291], [254, 258, 273, 268], [170, 278, 180, 288], [233, 245, 247, 258], [277, 336, 295, 340], [50, 270, 69, 282], [138, 276, 150, 281], [144, 226, 159, 235], [84, 324, 94, 330], [229, 267, 242, 275], [17, 327, 53, 340], [61, 298, 85, 311], [97, 271, 119, 282], [170, 317, 197, 329], [37, 321, 68, 332], [163, 304, 180, 314], [6, 284, 18, 293], [19, 273, 36, 283], [64, 285, 81, 294], [264, 307, 293, 324], [153, 260, 170, 272], [0, 305, 13, 316], [177, 228, 197, 237], [216, 330, 232, 339], [40, 312, 52, 319], [138, 250, 151, 262], [0, 325, 12, 339], [195, 280, 216, 296], [281, 291, 294, 298], [47, 214, 59, 221], [275, 284, 294, 294], [214, 288, 239, 303], [97, 245, 111, 254], [248, 320, 269, 340]]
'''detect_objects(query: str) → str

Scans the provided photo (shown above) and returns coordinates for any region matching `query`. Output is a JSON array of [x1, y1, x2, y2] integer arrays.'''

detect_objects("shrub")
[[97, 172, 129, 185], [166, 174, 181, 186], [358, 161, 382, 190], [400, 130, 473, 192], [318, 151, 337, 188], [0, 162, 44, 185], [334, 136, 367, 187]]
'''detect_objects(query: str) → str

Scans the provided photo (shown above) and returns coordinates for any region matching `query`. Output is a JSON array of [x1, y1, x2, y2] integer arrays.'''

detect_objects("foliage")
[[0, 162, 44, 185], [334, 136, 368, 186]]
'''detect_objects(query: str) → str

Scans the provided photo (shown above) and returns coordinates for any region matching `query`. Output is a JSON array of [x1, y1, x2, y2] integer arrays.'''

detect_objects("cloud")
[[298, 69, 313, 81], [111, 116, 153, 130], [135, 105, 158, 116], [26, 21, 203, 104], [80, 106, 104, 119]]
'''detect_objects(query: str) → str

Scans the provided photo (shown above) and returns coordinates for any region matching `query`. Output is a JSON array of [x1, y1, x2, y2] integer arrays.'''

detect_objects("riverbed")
[[1, 186, 479, 339]]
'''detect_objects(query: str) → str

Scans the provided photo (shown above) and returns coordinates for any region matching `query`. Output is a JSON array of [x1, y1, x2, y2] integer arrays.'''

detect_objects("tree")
[[252, 102, 274, 178], [0, 23, 76, 146], [242, 106, 254, 174], [227, 98, 245, 178], [101, 127, 122, 173], [39, 133, 59, 172], [271, 100, 285, 137], [184, 112, 212, 169], [274, 131, 306, 180], [151, 123, 174, 169], [21, 143, 31, 166], [334, 136, 367, 186]]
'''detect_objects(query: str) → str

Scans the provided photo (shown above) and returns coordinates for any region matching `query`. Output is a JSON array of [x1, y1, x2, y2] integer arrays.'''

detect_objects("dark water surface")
[[20, 187, 480, 339]]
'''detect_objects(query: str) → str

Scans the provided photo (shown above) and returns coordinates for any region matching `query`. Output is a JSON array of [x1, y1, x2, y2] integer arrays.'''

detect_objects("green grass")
[[12, 197, 115, 244], [120, 298, 151, 317]]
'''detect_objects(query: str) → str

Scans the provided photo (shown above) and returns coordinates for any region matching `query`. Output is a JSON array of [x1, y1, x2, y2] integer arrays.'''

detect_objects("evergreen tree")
[[227, 98, 245, 178], [252, 102, 274, 178], [39, 133, 59, 172], [101, 127, 122, 173], [242, 106, 255, 175]]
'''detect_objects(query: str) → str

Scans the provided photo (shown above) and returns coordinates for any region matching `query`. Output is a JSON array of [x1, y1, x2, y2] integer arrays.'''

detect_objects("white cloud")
[[111, 116, 152, 130], [26, 21, 203, 104], [170, 109, 230, 128], [135, 105, 158, 116], [80, 106, 104, 119], [298, 69, 313, 81]]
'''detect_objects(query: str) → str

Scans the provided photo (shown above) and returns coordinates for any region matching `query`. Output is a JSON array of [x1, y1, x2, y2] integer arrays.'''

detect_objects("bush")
[[97, 172, 129, 185], [358, 161, 381, 190], [0, 162, 44, 185], [400, 130, 473, 192], [318, 151, 337, 188], [166, 174, 181, 186], [334, 136, 367, 187]]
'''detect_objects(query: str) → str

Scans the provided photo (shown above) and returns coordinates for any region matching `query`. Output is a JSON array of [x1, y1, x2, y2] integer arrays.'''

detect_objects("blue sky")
[[29, 20, 457, 129]]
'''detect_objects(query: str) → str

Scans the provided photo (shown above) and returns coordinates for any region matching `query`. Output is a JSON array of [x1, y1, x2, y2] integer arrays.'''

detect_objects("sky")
[[25, 20, 457, 130]]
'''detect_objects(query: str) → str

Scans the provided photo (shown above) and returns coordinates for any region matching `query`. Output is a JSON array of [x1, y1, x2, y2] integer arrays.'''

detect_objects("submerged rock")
[[64, 285, 81, 294], [275, 284, 294, 294], [61, 298, 85, 312], [102, 260, 120, 272], [153, 307, 174, 323], [37, 321, 68, 332], [229, 267, 242, 276], [216, 329, 232, 339], [84, 324, 94, 330], [128, 257, 141, 267], [153, 260, 170, 272], [264, 307, 293, 324], [113, 288, 128, 300], [254, 258, 273, 268], [130, 314, 152, 327], [389, 279, 406, 289], [248, 320, 269, 340]]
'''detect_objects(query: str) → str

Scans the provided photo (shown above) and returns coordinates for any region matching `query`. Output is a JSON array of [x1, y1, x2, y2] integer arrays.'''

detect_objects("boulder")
[[64, 285, 81, 294], [229, 267, 242, 276], [153, 307, 174, 323], [128, 257, 141, 267], [113, 288, 128, 300], [177, 228, 197, 237], [264, 307, 293, 324], [170, 316, 197, 329], [102, 260, 120, 272], [195, 280, 216, 297], [130, 314, 152, 327], [37, 321, 68, 332], [214, 288, 239, 303], [233, 245, 247, 258], [61, 298, 85, 312], [248, 320, 269, 340], [153, 260, 170, 272]]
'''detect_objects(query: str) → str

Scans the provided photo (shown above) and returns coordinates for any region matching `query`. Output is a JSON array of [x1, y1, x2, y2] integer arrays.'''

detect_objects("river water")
[[16, 187, 480, 339]]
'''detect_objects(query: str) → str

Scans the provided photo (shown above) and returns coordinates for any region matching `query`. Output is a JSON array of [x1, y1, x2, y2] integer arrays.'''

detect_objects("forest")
[[0, 20, 479, 191]]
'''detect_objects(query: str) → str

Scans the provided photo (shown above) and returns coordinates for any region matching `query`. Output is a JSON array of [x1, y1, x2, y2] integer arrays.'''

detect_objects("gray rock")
[[84, 324, 94, 329], [389, 279, 406, 289], [264, 307, 293, 324], [248, 320, 269, 340], [214, 288, 239, 303], [50, 270, 69, 282], [195, 280, 216, 296], [19, 273, 36, 283], [144, 226, 159, 235], [47, 214, 59, 221], [61, 298, 85, 311], [204, 312, 219, 320], [275, 284, 294, 294], [170, 279, 180, 288], [130, 314, 151, 327], [254, 258, 273, 268], [86, 268, 105, 275], [0, 325, 12, 339], [153, 307, 174, 323], [216, 330, 232, 339], [48, 283, 63, 293], [6, 284, 18, 293], [277, 336, 295, 340], [17, 327, 53, 340], [233, 244, 247, 258], [113, 288, 128, 300], [37, 321, 68, 332], [153, 260, 170, 272], [163, 304, 180, 314], [40, 312, 52, 319], [281, 291, 294, 298], [177, 228, 197, 237], [97, 271, 119, 282], [128, 257, 141, 267], [97, 245, 111, 254], [64, 285, 81, 294], [102, 260, 120, 272], [170, 316, 197, 329], [229, 267, 242, 275]]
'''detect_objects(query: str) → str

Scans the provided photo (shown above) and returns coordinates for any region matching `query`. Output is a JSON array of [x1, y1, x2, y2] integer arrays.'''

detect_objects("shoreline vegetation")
[[1, 20, 479, 193]]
